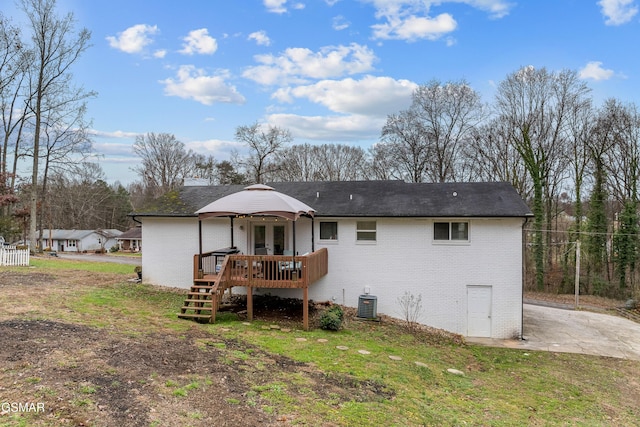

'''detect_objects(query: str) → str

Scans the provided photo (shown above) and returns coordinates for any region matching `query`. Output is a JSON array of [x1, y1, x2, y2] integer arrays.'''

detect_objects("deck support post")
[[303, 287, 309, 331], [230, 216, 234, 247], [247, 286, 253, 321], [211, 292, 217, 324], [198, 219, 203, 272]]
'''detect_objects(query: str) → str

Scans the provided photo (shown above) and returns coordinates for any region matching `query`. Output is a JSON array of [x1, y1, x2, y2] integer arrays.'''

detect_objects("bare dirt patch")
[[0, 270, 393, 426]]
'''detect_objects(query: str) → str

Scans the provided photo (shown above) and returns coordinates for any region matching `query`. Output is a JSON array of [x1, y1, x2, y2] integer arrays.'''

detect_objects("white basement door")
[[467, 285, 492, 337]]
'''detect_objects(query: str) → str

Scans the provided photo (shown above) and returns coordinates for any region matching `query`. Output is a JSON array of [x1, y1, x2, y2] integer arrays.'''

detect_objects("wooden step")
[[181, 305, 213, 311], [178, 313, 212, 319], [184, 298, 213, 303]]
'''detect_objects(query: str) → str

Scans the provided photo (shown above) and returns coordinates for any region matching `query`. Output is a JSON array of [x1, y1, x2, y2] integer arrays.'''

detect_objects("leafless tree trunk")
[[233, 122, 292, 184], [467, 120, 531, 197], [21, 0, 92, 250], [132, 132, 198, 198], [0, 14, 31, 210]]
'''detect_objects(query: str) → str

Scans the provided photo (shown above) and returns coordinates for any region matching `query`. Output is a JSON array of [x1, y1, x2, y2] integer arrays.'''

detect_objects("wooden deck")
[[180, 248, 328, 330]]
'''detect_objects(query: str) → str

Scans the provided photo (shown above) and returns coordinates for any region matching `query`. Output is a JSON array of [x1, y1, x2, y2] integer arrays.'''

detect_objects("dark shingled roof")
[[117, 227, 141, 239], [133, 181, 532, 219]]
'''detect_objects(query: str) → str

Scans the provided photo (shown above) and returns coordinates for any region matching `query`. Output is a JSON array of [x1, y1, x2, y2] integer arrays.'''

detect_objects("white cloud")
[[579, 61, 615, 80], [264, 0, 287, 13], [248, 30, 271, 46], [243, 43, 377, 85], [599, 0, 638, 25], [160, 65, 245, 105], [90, 129, 140, 139], [264, 0, 306, 13], [272, 75, 416, 116], [267, 113, 384, 141], [365, 0, 513, 41], [180, 29, 218, 55], [92, 142, 136, 157], [332, 15, 351, 30], [185, 139, 244, 157], [267, 75, 417, 141], [106, 24, 159, 54], [372, 13, 457, 41], [153, 49, 167, 58], [455, 0, 514, 19]]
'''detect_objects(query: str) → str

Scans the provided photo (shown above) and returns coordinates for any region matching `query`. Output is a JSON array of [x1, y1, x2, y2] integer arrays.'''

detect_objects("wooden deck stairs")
[[178, 256, 232, 323], [177, 280, 217, 323]]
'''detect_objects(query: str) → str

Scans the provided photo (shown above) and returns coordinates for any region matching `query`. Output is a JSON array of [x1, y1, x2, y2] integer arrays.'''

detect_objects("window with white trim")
[[319, 221, 338, 241], [356, 221, 376, 241], [434, 221, 469, 241]]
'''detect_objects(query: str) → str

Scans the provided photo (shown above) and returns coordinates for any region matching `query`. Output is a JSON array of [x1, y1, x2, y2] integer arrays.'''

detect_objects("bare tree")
[[273, 143, 321, 182], [467, 119, 531, 197], [368, 142, 404, 181], [313, 144, 368, 181], [21, 0, 92, 250], [379, 108, 429, 182], [495, 66, 589, 290], [601, 99, 640, 202], [233, 122, 292, 184], [0, 13, 31, 196], [46, 163, 132, 231], [380, 80, 485, 183], [413, 80, 486, 182], [566, 95, 594, 239], [132, 132, 198, 198]]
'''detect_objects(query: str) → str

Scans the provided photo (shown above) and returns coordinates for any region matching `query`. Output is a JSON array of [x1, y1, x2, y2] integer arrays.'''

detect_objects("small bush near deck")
[[320, 305, 344, 331]]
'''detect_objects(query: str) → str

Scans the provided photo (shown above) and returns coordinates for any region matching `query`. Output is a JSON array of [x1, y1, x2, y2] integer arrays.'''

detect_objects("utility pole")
[[575, 240, 581, 309]]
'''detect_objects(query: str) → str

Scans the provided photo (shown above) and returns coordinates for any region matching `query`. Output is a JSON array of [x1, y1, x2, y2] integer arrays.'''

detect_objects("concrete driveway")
[[56, 252, 141, 266], [467, 304, 640, 361]]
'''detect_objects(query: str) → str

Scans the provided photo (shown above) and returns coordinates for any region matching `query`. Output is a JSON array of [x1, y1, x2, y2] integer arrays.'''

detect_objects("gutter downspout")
[[521, 216, 531, 340]]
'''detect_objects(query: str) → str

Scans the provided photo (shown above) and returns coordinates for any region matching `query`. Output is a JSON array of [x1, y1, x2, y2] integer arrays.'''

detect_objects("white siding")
[[141, 216, 524, 338], [141, 217, 231, 288], [290, 217, 523, 338]]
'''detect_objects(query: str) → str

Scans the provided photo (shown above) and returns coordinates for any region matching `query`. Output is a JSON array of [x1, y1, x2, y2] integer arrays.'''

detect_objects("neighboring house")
[[38, 229, 122, 252], [117, 227, 142, 252], [133, 181, 532, 339]]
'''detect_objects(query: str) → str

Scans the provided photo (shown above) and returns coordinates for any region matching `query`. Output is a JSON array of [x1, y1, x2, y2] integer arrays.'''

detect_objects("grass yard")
[[0, 257, 639, 426]]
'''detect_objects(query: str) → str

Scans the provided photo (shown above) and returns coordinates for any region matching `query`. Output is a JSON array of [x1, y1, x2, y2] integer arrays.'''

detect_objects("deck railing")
[[192, 248, 328, 330], [193, 248, 329, 289]]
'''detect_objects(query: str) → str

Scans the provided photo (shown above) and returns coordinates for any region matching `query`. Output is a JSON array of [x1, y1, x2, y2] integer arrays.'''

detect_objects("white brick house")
[[135, 181, 532, 339]]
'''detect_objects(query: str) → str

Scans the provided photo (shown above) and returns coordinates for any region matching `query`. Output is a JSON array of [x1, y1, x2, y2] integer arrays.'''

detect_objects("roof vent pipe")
[[350, 194, 353, 200]]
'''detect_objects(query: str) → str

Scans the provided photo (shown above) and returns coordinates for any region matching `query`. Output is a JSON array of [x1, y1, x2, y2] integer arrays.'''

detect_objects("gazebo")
[[179, 184, 328, 330], [195, 183, 316, 257]]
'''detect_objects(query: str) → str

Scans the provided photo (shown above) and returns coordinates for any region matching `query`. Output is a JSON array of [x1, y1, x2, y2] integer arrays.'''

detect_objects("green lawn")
[[3, 258, 639, 426]]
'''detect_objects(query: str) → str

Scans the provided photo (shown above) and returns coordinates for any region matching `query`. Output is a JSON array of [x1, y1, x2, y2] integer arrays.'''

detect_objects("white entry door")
[[252, 223, 287, 255], [467, 285, 492, 337]]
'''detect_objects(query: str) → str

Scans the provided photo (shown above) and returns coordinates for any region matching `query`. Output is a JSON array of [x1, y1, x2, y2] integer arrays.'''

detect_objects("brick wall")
[[142, 216, 524, 338]]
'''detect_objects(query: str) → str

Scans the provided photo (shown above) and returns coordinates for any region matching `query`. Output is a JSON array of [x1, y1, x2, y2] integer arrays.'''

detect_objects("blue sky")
[[8, 0, 640, 184]]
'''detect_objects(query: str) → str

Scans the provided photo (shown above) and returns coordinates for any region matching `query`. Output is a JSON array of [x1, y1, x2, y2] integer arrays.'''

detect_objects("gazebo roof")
[[195, 184, 316, 221]]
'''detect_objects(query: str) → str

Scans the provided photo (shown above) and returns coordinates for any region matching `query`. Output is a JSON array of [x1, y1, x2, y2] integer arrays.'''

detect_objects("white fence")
[[0, 246, 30, 266]]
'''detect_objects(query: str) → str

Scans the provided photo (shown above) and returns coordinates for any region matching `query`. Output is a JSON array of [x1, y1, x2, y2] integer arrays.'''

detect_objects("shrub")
[[320, 305, 344, 331], [397, 291, 423, 332], [109, 245, 119, 253]]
